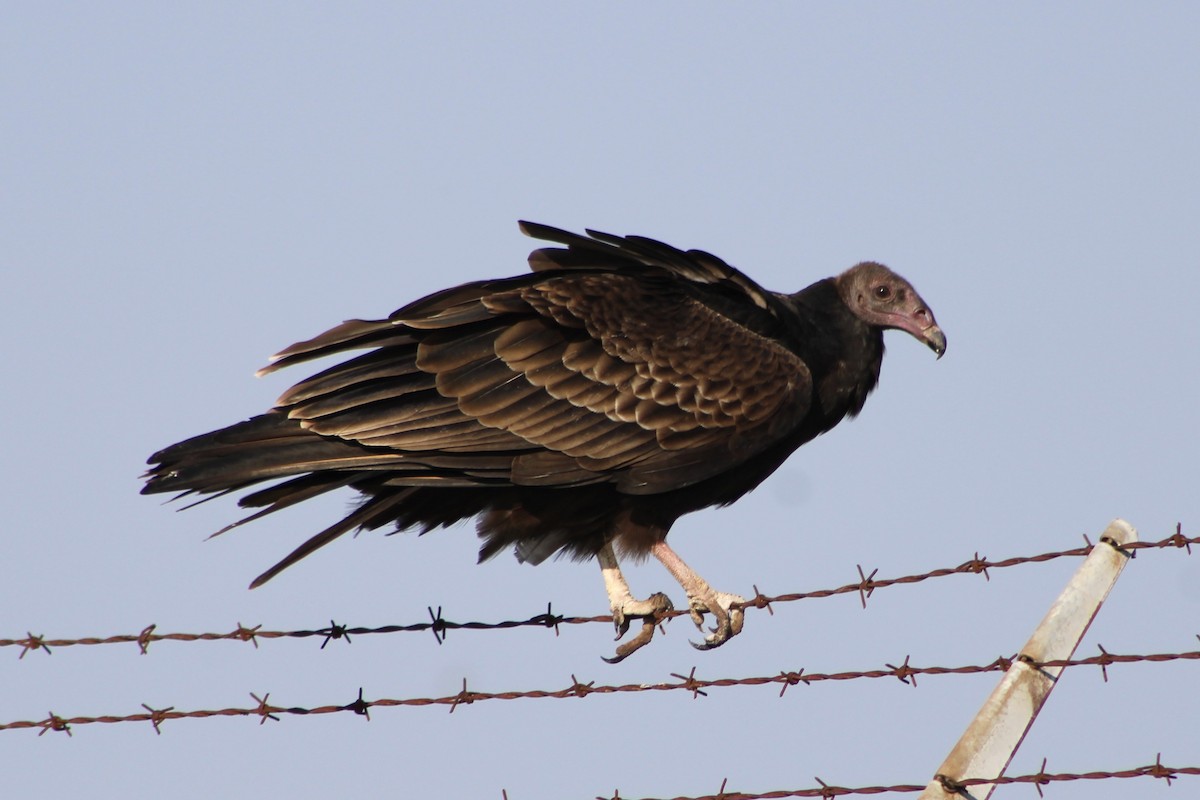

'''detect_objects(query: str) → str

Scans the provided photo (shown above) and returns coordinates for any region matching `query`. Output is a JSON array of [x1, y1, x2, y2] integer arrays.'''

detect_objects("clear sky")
[[3, 5, 1197, 799]]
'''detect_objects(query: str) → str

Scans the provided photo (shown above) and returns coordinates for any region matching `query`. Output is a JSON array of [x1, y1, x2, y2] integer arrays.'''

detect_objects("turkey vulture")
[[143, 221, 945, 661]]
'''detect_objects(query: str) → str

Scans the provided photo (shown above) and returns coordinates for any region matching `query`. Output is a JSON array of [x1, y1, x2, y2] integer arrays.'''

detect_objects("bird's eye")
[[874, 285, 891, 299]]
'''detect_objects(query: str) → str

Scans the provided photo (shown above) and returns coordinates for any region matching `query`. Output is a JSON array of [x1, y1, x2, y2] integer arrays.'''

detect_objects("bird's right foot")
[[602, 591, 674, 664]]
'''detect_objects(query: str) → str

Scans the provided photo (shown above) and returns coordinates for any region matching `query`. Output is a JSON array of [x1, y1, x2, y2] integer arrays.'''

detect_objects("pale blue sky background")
[[3, 5, 1197, 799]]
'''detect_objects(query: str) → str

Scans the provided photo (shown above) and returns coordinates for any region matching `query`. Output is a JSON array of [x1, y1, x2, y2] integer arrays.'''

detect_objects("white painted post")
[[917, 519, 1138, 800]]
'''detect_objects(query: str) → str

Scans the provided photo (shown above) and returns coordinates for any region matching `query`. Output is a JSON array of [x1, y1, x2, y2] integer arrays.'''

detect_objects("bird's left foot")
[[686, 589, 745, 650]]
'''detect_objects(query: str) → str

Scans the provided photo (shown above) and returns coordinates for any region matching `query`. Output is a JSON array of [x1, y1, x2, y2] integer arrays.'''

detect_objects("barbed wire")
[[2, 640, 1196, 735], [5, 526, 1193, 660], [596, 754, 1197, 799]]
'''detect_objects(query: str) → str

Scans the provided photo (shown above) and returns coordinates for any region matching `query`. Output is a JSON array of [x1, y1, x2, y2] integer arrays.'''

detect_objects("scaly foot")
[[602, 591, 674, 664]]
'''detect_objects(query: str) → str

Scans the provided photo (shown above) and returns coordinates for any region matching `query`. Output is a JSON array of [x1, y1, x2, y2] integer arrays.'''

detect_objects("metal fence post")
[[918, 518, 1138, 800]]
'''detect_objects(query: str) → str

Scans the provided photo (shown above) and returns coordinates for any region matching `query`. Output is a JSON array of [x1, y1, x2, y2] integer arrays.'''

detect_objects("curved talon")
[[612, 610, 631, 640], [603, 620, 656, 663], [689, 607, 732, 650], [684, 591, 745, 650]]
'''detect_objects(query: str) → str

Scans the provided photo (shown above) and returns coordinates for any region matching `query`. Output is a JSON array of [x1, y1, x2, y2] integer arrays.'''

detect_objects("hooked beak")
[[923, 324, 947, 359]]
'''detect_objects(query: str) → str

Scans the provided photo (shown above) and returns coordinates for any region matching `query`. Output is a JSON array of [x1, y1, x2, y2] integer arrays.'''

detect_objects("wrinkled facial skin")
[[837, 262, 946, 357]]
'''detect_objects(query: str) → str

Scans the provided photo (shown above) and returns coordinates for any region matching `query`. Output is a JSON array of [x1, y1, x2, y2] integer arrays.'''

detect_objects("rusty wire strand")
[[5, 528, 1195, 659], [2, 644, 1196, 734], [595, 754, 1197, 799]]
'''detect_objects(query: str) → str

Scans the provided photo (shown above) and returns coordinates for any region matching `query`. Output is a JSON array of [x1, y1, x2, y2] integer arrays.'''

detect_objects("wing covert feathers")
[[237, 225, 816, 495]]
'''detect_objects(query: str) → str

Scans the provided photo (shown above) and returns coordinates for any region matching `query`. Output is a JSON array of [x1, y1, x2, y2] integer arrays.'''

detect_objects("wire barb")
[[1032, 756, 1051, 798], [670, 667, 709, 699], [960, 552, 990, 581], [319, 620, 351, 650], [529, 602, 563, 635], [19, 633, 49, 659], [428, 606, 448, 645], [885, 655, 918, 687], [141, 703, 174, 735], [37, 712, 71, 737], [777, 669, 808, 697], [234, 623, 261, 648], [249, 692, 279, 724], [449, 678, 477, 714], [137, 624, 156, 654], [568, 674, 595, 698], [1149, 752, 1176, 786], [855, 565, 878, 609], [345, 688, 371, 721]]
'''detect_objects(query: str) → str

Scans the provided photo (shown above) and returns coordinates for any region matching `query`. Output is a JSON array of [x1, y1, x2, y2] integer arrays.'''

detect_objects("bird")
[[143, 221, 946, 661]]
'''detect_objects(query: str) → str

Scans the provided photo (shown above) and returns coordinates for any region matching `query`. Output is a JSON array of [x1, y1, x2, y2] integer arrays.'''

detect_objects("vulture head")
[[836, 261, 947, 358]]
